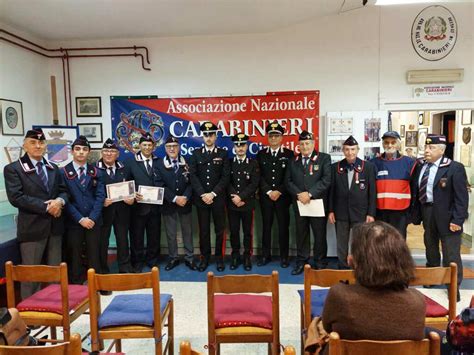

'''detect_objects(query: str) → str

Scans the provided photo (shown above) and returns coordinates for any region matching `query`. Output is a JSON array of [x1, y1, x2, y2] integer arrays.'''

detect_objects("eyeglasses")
[[102, 149, 118, 154], [165, 144, 179, 150]]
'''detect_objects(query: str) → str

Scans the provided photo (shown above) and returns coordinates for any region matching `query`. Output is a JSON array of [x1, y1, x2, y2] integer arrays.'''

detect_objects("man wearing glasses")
[[157, 135, 197, 271], [97, 138, 134, 276], [189, 122, 230, 272]]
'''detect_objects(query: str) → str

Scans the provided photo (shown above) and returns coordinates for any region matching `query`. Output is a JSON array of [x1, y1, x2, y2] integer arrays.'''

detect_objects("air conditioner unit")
[[406, 69, 464, 84]]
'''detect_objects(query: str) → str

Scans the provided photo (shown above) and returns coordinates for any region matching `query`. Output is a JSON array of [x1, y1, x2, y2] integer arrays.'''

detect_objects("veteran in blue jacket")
[[412, 134, 469, 300], [63, 135, 105, 284]]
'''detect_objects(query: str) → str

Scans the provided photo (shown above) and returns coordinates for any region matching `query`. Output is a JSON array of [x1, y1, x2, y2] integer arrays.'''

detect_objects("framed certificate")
[[137, 185, 164, 205], [106, 181, 136, 202]]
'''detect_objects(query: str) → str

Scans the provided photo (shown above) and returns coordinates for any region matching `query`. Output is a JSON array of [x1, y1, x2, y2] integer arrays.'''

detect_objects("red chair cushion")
[[424, 295, 449, 317], [214, 294, 273, 329], [17, 284, 89, 315]]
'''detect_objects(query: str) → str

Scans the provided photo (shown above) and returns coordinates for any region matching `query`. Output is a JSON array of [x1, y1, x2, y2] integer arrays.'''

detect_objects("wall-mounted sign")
[[413, 85, 455, 98], [411, 5, 457, 61]]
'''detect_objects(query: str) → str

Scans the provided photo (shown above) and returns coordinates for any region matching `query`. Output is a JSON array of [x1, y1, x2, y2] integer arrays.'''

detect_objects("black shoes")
[[230, 257, 240, 270], [257, 256, 271, 267], [291, 264, 304, 275], [280, 257, 289, 268], [216, 259, 225, 272], [99, 290, 113, 296], [198, 259, 209, 272], [165, 259, 180, 271], [244, 256, 252, 271], [185, 259, 197, 271]]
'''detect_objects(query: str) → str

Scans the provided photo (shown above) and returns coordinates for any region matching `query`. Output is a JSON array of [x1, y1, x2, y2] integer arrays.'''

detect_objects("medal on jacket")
[[355, 172, 359, 184], [309, 164, 313, 175]]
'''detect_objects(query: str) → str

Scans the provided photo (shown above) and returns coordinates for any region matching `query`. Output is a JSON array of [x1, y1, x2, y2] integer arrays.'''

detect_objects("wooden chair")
[[328, 331, 440, 355], [410, 263, 458, 330], [88, 267, 173, 355], [5, 262, 89, 341], [179, 341, 202, 355], [207, 271, 280, 355], [0, 333, 82, 355], [300, 265, 355, 354], [283, 345, 297, 355]]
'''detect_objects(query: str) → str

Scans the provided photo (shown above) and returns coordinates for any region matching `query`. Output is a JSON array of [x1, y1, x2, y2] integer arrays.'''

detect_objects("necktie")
[[108, 166, 115, 179], [303, 157, 308, 168], [272, 151, 277, 158], [36, 161, 49, 191], [79, 166, 86, 186], [146, 159, 152, 175], [419, 163, 433, 204], [348, 163, 355, 171], [172, 159, 179, 173]]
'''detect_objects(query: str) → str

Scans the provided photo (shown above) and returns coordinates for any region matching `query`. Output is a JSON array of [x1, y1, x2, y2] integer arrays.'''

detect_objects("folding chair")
[[88, 267, 173, 354], [207, 271, 280, 355]]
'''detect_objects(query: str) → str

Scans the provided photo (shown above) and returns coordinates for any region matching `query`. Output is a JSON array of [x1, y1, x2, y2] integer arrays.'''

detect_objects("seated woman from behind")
[[322, 221, 425, 341]]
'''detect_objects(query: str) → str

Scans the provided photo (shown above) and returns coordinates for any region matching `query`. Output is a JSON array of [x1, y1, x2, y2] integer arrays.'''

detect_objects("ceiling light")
[[375, 0, 434, 5]]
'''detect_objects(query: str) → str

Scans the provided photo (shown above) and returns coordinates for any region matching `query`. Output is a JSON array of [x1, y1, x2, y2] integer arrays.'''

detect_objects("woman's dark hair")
[[351, 221, 415, 290]]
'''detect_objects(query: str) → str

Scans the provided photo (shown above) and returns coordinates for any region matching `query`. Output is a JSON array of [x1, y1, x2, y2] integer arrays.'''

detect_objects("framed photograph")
[[137, 185, 164, 205], [405, 131, 418, 147], [87, 148, 102, 164], [32, 125, 78, 167], [77, 123, 103, 143], [327, 139, 345, 155], [107, 181, 136, 203], [462, 110, 473, 125], [0, 99, 24, 136], [417, 128, 428, 152], [400, 125, 405, 138], [363, 147, 380, 160], [364, 118, 381, 142], [4, 138, 23, 163], [329, 118, 353, 135], [76, 96, 102, 117]]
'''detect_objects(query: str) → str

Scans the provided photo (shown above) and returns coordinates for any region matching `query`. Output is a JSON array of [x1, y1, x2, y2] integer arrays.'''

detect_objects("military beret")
[[232, 133, 249, 145], [343, 135, 358, 146], [382, 131, 401, 140], [298, 130, 314, 141], [200, 121, 218, 133], [25, 128, 46, 141], [72, 135, 90, 148], [425, 134, 447, 145], [266, 121, 284, 135], [102, 138, 118, 150], [165, 135, 179, 145], [139, 133, 155, 144]]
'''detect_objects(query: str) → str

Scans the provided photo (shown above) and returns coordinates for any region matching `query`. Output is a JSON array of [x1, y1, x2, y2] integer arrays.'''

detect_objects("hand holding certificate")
[[137, 185, 164, 205], [297, 199, 325, 217], [106, 181, 135, 203]]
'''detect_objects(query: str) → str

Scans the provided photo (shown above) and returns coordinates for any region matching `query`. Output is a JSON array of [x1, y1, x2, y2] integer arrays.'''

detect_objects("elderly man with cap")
[[286, 130, 331, 275], [371, 130, 416, 238], [328, 135, 376, 269], [126, 132, 162, 273], [189, 121, 230, 272], [97, 138, 134, 275], [156, 135, 196, 271], [256, 121, 294, 268], [4, 128, 68, 298], [412, 134, 468, 300], [227, 133, 260, 271], [63, 135, 105, 284]]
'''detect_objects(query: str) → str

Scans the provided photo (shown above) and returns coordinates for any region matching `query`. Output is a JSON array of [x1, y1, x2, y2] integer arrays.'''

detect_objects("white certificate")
[[137, 185, 164, 205], [297, 199, 325, 217], [106, 181, 135, 203]]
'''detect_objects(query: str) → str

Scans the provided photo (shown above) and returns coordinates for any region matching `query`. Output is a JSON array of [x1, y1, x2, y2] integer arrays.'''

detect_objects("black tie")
[[419, 163, 433, 204], [79, 166, 86, 186], [36, 161, 49, 191], [172, 159, 179, 173], [146, 159, 152, 175], [303, 157, 308, 168], [108, 166, 115, 179], [272, 151, 277, 158]]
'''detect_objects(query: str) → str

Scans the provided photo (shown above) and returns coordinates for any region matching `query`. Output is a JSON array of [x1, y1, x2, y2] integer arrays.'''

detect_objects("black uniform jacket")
[[257, 146, 293, 198], [227, 157, 260, 212]]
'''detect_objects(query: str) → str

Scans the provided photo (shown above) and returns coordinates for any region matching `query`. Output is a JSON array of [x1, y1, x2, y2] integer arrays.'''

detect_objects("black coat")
[[4, 154, 68, 242], [411, 156, 469, 235], [125, 152, 161, 216], [329, 158, 376, 223], [156, 155, 192, 215], [257, 146, 293, 199], [285, 150, 331, 210], [188, 147, 230, 207], [227, 157, 260, 212]]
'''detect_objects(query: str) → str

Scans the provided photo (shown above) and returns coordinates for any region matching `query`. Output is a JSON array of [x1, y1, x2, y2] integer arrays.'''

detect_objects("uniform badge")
[[314, 165, 319, 171], [92, 178, 98, 187], [439, 177, 447, 188], [359, 183, 366, 190]]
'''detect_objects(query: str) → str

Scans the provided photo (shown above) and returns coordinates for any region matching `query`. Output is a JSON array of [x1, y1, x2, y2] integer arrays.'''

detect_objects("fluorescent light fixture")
[[406, 69, 464, 84], [375, 0, 434, 5]]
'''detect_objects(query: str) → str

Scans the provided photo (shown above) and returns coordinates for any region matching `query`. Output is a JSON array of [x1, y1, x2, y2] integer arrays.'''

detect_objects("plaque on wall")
[[329, 118, 353, 135]]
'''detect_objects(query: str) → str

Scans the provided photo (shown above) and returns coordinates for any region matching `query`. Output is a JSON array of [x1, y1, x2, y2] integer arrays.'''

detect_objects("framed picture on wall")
[[77, 123, 103, 143], [0, 99, 24, 136], [87, 148, 102, 164], [417, 128, 428, 152], [405, 131, 418, 147], [76, 96, 102, 117], [462, 110, 473, 125], [32, 125, 78, 167], [328, 117, 353, 135], [400, 125, 405, 138]]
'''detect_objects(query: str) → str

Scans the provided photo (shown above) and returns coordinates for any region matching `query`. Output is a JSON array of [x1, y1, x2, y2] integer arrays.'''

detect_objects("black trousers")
[[376, 208, 408, 239], [100, 213, 131, 273], [67, 225, 101, 284], [260, 194, 290, 259], [228, 208, 253, 257], [293, 204, 327, 266], [334, 220, 358, 269], [422, 204, 463, 285], [196, 199, 226, 259], [130, 211, 161, 268]]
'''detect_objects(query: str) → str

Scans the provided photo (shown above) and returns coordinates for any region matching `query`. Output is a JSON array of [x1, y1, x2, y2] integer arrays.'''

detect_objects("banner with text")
[[111, 92, 319, 158]]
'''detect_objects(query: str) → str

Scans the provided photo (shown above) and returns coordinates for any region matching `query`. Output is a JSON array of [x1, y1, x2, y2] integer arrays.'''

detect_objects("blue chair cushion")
[[98, 293, 172, 329], [297, 289, 329, 318]]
